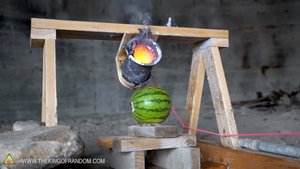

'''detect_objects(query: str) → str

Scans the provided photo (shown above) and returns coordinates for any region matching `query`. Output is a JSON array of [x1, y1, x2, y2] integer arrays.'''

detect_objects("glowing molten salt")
[[133, 44, 157, 64]]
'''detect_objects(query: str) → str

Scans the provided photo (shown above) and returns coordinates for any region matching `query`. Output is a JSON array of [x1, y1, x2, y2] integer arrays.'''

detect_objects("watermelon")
[[130, 87, 172, 124]]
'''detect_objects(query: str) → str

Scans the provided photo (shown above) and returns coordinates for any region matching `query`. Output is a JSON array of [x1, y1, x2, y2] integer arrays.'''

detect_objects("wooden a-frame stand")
[[31, 18, 239, 169]]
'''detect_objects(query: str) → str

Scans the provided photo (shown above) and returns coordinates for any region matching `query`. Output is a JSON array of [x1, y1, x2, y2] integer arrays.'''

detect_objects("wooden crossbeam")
[[30, 18, 228, 47], [97, 136, 197, 152], [112, 135, 197, 152], [97, 136, 134, 148]]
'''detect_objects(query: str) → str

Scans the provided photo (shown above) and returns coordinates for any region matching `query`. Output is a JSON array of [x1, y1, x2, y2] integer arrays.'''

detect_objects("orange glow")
[[133, 45, 157, 64]]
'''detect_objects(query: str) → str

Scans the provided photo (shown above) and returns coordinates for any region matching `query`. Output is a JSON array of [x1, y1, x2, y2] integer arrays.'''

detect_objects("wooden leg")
[[203, 46, 238, 148], [110, 150, 145, 169], [42, 39, 57, 126], [184, 46, 206, 135], [41, 45, 46, 123]]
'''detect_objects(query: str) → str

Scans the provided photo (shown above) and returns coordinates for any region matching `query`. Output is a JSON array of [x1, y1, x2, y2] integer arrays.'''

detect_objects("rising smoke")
[[123, 0, 153, 25]]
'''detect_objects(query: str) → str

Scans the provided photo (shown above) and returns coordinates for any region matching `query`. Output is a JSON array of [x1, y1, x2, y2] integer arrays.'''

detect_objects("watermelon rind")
[[130, 87, 172, 124]]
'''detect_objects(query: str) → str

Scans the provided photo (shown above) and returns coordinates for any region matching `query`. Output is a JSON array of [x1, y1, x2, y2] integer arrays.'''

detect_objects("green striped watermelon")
[[130, 87, 172, 124]]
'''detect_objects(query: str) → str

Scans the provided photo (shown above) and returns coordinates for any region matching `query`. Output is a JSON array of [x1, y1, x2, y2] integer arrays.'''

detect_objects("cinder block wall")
[[0, 0, 299, 120]]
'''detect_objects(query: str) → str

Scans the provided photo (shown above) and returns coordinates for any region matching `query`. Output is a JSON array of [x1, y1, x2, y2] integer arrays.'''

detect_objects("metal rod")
[[239, 139, 300, 158]]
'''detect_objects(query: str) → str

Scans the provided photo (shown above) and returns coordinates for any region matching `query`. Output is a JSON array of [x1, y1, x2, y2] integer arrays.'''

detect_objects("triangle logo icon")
[[3, 153, 15, 165]]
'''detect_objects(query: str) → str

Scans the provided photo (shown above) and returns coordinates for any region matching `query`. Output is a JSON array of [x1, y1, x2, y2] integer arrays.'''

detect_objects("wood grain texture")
[[113, 135, 197, 152], [184, 45, 206, 135], [31, 18, 228, 46], [97, 136, 135, 148], [111, 150, 145, 169], [197, 38, 229, 50], [128, 125, 178, 138], [42, 39, 57, 126], [203, 46, 239, 148], [115, 33, 136, 89], [184, 38, 230, 136], [198, 140, 300, 169], [97, 138, 300, 169], [148, 147, 201, 169], [31, 28, 56, 47], [41, 42, 46, 123], [202, 162, 227, 169]]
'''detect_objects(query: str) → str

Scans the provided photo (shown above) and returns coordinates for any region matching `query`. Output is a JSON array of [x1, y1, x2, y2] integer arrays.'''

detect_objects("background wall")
[[0, 0, 299, 120]]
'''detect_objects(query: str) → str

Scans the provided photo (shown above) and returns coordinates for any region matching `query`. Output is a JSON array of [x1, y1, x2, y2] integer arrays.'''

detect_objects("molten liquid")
[[133, 45, 157, 64]]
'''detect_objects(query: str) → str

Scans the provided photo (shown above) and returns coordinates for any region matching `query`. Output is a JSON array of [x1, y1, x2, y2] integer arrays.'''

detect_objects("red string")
[[151, 76, 300, 137], [171, 106, 300, 137]]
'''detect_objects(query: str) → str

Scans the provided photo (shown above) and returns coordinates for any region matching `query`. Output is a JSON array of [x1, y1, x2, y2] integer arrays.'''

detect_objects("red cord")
[[152, 76, 300, 137], [171, 106, 300, 137]]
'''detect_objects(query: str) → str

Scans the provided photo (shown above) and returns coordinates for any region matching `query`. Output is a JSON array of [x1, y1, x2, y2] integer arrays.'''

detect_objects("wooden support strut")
[[184, 38, 239, 148], [41, 30, 57, 126], [184, 42, 206, 136], [204, 46, 238, 148]]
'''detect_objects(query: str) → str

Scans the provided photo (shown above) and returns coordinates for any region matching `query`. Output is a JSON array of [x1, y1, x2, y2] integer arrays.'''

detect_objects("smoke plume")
[[123, 0, 153, 25]]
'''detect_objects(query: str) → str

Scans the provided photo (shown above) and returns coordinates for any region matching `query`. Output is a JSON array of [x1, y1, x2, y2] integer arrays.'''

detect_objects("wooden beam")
[[184, 38, 229, 135], [42, 39, 57, 126], [128, 125, 178, 138], [111, 150, 145, 169], [41, 42, 46, 123], [198, 140, 300, 169], [115, 33, 136, 89], [97, 136, 135, 148], [31, 18, 228, 46], [97, 137, 114, 148], [148, 147, 201, 169], [184, 43, 206, 135], [113, 135, 196, 152], [197, 38, 229, 49], [31, 28, 56, 47], [203, 45, 238, 148]]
